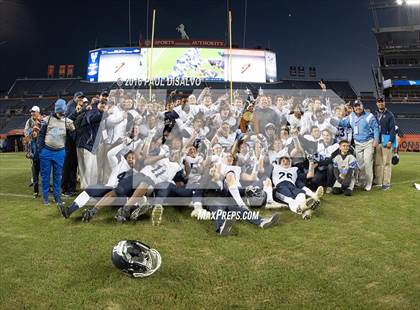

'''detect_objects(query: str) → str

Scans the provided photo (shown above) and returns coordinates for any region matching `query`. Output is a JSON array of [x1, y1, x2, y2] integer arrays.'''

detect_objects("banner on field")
[[399, 134, 420, 152]]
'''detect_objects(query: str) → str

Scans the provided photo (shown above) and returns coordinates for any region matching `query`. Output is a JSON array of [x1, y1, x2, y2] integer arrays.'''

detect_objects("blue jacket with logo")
[[375, 109, 396, 144], [339, 111, 379, 144]]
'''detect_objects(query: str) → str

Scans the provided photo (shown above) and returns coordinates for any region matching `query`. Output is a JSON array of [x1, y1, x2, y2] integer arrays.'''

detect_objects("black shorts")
[[85, 185, 114, 198], [114, 172, 154, 197]]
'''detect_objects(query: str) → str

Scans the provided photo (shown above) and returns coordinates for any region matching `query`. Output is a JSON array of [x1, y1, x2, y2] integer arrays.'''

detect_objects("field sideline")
[[0, 152, 419, 309]]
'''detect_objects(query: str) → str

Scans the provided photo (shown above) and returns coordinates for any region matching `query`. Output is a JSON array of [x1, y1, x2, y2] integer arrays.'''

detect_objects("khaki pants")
[[96, 143, 112, 185], [77, 148, 98, 189], [355, 139, 375, 188], [374, 144, 393, 186]]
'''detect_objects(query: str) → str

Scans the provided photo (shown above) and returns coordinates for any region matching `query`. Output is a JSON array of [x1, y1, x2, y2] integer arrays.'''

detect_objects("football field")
[[0, 152, 419, 309]]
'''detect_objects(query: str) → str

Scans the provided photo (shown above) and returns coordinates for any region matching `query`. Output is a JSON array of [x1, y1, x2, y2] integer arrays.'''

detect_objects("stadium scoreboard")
[[87, 47, 277, 83]]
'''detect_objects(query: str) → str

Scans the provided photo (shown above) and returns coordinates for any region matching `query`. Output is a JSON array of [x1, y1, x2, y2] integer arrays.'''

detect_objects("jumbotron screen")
[[86, 47, 277, 83]]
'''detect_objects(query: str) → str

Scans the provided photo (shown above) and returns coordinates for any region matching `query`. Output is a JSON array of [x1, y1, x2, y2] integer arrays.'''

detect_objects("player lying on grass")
[[271, 154, 324, 220], [58, 151, 138, 219], [331, 140, 357, 196]]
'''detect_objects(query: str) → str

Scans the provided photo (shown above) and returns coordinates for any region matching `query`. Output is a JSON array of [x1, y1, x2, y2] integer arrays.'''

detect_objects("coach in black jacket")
[[76, 98, 106, 189], [374, 97, 396, 190], [61, 91, 84, 196]]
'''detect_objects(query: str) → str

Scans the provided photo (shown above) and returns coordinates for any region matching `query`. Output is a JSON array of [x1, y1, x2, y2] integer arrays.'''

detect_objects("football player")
[[58, 151, 137, 219], [205, 152, 280, 236], [271, 154, 324, 220], [332, 140, 358, 196]]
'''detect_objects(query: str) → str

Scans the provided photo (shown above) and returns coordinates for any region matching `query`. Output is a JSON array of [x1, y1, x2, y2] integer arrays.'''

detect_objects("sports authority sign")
[[141, 39, 225, 47]]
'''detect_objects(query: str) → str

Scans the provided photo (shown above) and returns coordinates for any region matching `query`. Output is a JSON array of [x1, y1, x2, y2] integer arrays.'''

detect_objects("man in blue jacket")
[[339, 101, 379, 191], [76, 98, 106, 189], [374, 97, 396, 190]]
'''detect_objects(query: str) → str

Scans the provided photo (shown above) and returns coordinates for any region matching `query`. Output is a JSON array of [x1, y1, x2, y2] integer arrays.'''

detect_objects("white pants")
[[355, 139, 375, 188], [77, 148, 98, 189], [96, 143, 112, 185]]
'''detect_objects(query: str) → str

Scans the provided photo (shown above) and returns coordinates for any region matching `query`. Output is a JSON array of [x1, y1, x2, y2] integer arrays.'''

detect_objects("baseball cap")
[[353, 100, 363, 107], [100, 90, 109, 97], [83, 97, 89, 103], [73, 91, 84, 100], [30, 106, 40, 113]]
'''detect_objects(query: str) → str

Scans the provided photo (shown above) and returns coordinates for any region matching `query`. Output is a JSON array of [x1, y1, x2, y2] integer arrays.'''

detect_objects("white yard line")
[[0, 192, 33, 198]]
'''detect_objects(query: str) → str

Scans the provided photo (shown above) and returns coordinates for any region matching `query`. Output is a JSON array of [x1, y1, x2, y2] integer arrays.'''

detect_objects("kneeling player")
[[332, 140, 357, 196], [272, 154, 324, 220]]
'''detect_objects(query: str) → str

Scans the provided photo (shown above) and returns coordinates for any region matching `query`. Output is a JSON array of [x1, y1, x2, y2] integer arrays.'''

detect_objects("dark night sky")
[[0, 0, 380, 93]]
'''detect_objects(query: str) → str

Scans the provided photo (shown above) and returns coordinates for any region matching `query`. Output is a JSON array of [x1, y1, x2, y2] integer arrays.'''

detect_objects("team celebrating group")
[[24, 81, 397, 236]]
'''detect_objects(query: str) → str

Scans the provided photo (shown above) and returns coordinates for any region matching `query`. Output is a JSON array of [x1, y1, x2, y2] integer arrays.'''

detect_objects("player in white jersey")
[[81, 135, 178, 223], [204, 153, 280, 236], [271, 154, 324, 220], [334, 105, 353, 143]]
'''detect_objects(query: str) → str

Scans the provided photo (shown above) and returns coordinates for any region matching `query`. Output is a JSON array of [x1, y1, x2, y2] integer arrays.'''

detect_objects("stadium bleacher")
[[0, 115, 27, 135]]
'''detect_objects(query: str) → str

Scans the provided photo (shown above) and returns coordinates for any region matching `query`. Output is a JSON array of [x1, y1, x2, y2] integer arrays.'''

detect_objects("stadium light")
[[396, 0, 420, 5]]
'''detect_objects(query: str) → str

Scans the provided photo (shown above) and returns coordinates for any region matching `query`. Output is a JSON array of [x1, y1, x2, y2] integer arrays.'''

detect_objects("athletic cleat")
[[381, 185, 390, 191], [306, 197, 321, 210], [219, 218, 235, 236], [151, 204, 164, 226], [190, 202, 204, 218], [302, 209, 313, 220], [344, 189, 353, 196], [364, 185, 372, 191], [314, 186, 324, 201], [259, 213, 280, 228], [114, 206, 132, 223], [326, 187, 333, 194], [33, 193, 38, 198], [115, 215, 127, 223], [129, 197, 149, 221], [57, 202, 69, 219], [81, 207, 97, 222], [296, 201, 310, 214]]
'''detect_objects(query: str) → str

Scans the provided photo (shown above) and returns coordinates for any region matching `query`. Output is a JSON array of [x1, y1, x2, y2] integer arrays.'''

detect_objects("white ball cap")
[[30, 106, 40, 113]]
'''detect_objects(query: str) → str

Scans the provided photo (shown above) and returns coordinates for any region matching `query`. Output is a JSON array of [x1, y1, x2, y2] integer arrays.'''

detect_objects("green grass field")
[[0, 152, 419, 309]]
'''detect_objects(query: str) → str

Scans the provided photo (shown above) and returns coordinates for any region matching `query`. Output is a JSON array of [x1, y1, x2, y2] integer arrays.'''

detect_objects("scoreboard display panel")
[[87, 47, 277, 83]]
